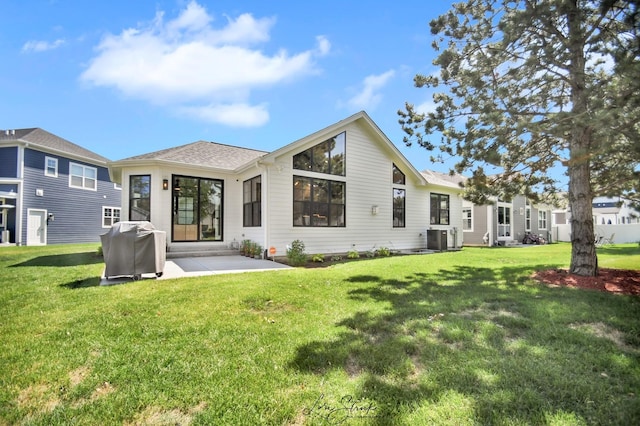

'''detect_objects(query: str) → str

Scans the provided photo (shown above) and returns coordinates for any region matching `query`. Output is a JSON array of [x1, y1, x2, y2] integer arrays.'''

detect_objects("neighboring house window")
[[430, 193, 450, 225], [393, 164, 405, 184], [114, 183, 122, 190], [69, 163, 97, 190], [102, 207, 121, 227], [243, 175, 261, 227], [538, 210, 547, 229], [293, 176, 345, 227], [393, 188, 406, 227], [525, 199, 531, 231], [44, 156, 58, 177], [462, 207, 472, 231], [129, 175, 150, 221], [292, 132, 346, 176]]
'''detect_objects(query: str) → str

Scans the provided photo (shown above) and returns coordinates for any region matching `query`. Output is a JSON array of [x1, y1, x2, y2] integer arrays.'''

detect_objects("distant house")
[[0, 128, 122, 245], [592, 196, 639, 225], [462, 195, 555, 246], [107, 111, 465, 256]]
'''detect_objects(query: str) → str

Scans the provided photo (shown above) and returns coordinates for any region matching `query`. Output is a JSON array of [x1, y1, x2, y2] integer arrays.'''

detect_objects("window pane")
[[312, 141, 330, 174], [294, 177, 311, 201], [330, 204, 345, 227], [312, 203, 329, 226], [331, 182, 345, 203], [393, 164, 405, 184], [330, 133, 345, 176], [293, 201, 310, 226], [293, 150, 312, 171], [313, 179, 328, 202], [243, 181, 251, 203]]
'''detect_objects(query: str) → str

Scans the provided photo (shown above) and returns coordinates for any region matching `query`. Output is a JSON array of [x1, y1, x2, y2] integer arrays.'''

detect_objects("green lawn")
[[1, 243, 639, 425]]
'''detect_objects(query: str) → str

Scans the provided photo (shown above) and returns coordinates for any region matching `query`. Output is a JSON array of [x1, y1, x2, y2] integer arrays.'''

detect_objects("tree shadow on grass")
[[290, 264, 640, 424], [11, 251, 103, 267]]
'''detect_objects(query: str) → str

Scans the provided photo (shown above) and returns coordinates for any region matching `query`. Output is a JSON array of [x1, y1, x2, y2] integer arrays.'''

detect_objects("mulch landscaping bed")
[[533, 268, 640, 296]]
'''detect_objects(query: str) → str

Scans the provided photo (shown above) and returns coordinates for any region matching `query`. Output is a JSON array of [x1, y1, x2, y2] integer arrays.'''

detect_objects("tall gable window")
[[293, 132, 345, 176], [393, 188, 406, 227], [293, 176, 345, 227], [129, 175, 150, 221], [393, 164, 405, 184], [243, 176, 261, 227], [430, 193, 450, 225], [44, 156, 58, 177], [69, 163, 97, 190]]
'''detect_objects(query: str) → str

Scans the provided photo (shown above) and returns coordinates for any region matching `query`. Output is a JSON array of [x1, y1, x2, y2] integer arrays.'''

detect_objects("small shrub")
[[365, 250, 375, 258], [96, 246, 103, 257], [311, 254, 325, 263], [331, 255, 342, 262], [287, 239, 307, 266], [376, 247, 391, 257], [347, 249, 360, 259]]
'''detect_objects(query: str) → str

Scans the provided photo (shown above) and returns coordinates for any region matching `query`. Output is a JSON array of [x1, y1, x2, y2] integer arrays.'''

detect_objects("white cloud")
[[80, 1, 329, 126], [22, 38, 65, 53], [177, 103, 269, 127], [346, 70, 395, 110], [415, 100, 437, 114]]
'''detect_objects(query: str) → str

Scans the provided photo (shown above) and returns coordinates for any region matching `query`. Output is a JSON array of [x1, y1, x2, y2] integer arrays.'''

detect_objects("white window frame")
[[538, 210, 547, 230], [462, 207, 473, 231], [44, 156, 58, 177], [69, 162, 97, 191], [102, 206, 121, 228]]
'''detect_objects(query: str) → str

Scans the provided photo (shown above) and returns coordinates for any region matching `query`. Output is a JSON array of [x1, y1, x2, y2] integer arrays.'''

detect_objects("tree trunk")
[[567, 0, 598, 276], [568, 156, 598, 276]]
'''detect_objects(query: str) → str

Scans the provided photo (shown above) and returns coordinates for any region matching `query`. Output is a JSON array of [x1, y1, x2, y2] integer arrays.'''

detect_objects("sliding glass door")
[[172, 175, 223, 242]]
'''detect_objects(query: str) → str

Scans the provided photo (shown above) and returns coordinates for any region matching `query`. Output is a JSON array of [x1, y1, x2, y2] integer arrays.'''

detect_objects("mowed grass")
[[1, 243, 639, 425]]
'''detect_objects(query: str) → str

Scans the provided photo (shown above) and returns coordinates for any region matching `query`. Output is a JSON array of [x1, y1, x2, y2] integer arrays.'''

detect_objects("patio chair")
[[596, 233, 615, 247], [602, 233, 615, 245]]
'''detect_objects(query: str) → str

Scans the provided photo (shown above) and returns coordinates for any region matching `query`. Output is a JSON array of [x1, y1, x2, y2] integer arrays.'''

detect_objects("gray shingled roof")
[[421, 169, 466, 189], [0, 128, 109, 163], [119, 141, 268, 170]]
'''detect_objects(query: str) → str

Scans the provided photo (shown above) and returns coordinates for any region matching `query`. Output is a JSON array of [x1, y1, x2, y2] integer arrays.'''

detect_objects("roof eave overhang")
[[107, 158, 239, 184], [14, 140, 109, 166]]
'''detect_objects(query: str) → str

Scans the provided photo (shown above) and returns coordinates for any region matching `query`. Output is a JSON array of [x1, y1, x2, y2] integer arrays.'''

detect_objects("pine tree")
[[400, 0, 640, 276]]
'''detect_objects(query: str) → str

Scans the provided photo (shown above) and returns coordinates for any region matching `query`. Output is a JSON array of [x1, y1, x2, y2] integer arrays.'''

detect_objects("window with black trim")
[[430, 193, 450, 225], [293, 176, 345, 227], [129, 175, 150, 221], [293, 132, 345, 176], [393, 188, 405, 227], [243, 175, 261, 227], [393, 164, 405, 184]]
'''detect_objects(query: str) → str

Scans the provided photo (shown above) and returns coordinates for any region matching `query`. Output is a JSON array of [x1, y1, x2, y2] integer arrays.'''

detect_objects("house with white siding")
[[107, 111, 464, 257]]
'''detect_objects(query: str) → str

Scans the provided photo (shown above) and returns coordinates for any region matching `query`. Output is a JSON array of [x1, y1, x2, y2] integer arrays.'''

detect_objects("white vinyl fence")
[[553, 224, 640, 244]]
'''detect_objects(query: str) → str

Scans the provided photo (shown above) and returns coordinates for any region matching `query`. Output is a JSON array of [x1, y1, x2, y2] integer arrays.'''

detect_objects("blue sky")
[[1, 0, 456, 173]]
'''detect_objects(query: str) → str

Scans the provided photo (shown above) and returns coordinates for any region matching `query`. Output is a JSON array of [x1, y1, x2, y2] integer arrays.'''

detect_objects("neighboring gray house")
[[107, 111, 465, 256], [0, 128, 122, 245], [462, 195, 555, 246]]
